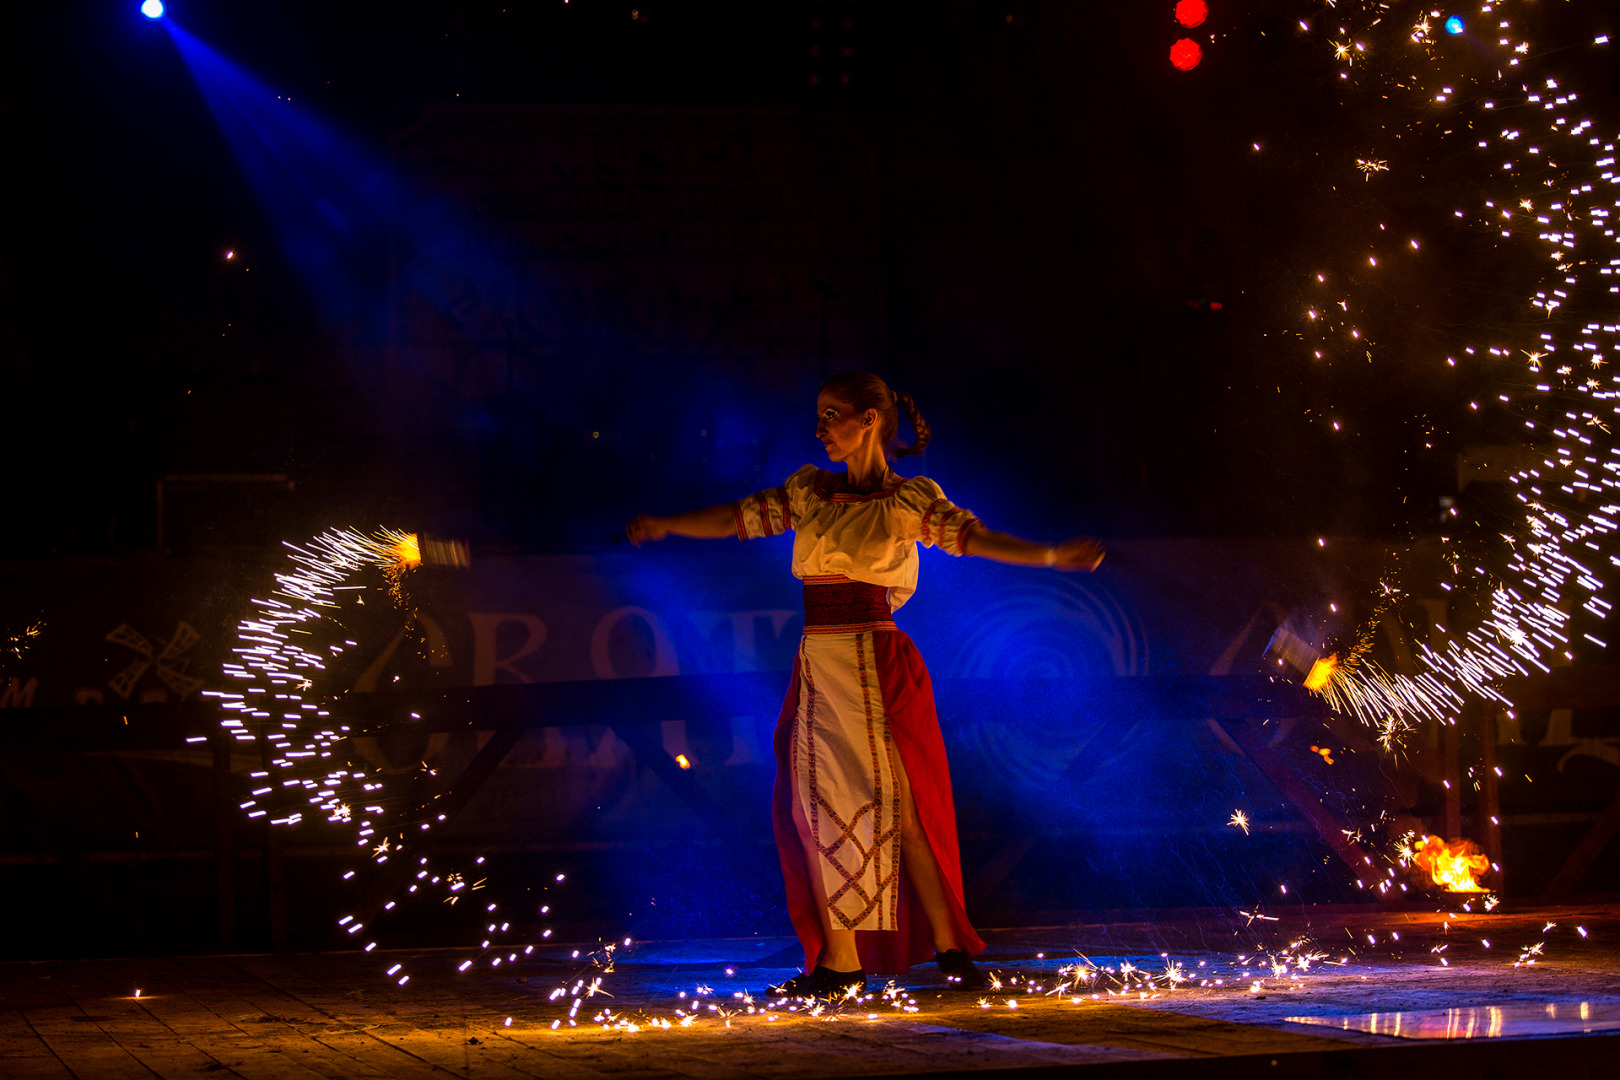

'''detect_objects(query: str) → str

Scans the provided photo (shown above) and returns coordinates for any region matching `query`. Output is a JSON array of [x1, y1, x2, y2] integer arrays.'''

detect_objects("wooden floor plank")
[[0, 1009, 77, 1080], [229, 957, 613, 1080], [485, 1022, 747, 1080], [905, 996, 1364, 1058], [80, 1010, 235, 1080], [183, 993, 434, 1080], [675, 1018, 1101, 1078], [498, 1026, 713, 1080], [352, 1020, 546, 1080], [831, 1019, 1161, 1069], [138, 983, 405, 1080], [34, 968, 248, 1080], [0, 970, 76, 1012], [5, 905, 1616, 1079], [23, 1006, 160, 1079], [44, 959, 350, 1080], [207, 968, 498, 1079]]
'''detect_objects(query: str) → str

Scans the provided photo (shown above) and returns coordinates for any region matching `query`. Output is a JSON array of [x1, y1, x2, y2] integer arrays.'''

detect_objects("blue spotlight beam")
[[162, 22, 399, 335], [161, 22, 523, 357], [142, 1, 165, 19]]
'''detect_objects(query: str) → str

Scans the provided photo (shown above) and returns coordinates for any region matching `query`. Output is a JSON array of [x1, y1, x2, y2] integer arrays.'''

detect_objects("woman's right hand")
[[1051, 536, 1105, 572], [625, 514, 671, 546]]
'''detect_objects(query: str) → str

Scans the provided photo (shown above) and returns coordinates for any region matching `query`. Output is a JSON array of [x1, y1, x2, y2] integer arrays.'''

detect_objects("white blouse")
[[732, 464, 981, 610]]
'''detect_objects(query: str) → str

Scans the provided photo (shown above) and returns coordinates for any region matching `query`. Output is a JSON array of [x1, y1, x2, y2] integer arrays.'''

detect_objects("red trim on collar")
[[829, 488, 904, 503], [816, 469, 910, 503]]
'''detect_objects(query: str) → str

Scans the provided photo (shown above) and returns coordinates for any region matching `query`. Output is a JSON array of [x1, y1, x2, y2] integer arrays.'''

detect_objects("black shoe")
[[935, 949, 988, 990], [767, 965, 868, 1000]]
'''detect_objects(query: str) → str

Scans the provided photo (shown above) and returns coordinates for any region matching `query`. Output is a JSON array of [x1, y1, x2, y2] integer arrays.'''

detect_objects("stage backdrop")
[[2, 535, 1618, 955]]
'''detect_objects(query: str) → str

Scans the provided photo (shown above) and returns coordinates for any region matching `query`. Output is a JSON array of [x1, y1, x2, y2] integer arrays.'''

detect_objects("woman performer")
[[626, 372, 1103, 997]]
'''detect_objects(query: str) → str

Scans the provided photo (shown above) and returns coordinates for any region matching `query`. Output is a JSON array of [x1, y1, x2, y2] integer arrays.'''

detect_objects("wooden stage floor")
[[4, 903, 1618, 1079]]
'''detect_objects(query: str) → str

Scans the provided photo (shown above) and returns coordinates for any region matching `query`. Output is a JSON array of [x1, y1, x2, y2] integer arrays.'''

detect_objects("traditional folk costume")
[[733, 464, 987, 975]]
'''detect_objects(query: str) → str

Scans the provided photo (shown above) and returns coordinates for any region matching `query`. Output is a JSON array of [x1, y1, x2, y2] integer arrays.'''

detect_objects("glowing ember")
[[1407, 834, 1490, 893]]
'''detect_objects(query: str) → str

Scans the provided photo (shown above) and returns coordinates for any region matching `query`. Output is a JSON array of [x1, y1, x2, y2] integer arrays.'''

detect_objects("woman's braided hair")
[[820, 371, 932, 458]]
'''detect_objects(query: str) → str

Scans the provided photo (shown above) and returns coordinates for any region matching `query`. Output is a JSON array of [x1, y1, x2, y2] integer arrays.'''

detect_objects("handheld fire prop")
[[1266, 623, 1452, 752]]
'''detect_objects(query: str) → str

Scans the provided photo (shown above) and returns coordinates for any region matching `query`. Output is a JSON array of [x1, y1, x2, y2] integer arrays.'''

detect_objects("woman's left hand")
[[625, 514, 671, 546], [1051, 537, 1104, 572]]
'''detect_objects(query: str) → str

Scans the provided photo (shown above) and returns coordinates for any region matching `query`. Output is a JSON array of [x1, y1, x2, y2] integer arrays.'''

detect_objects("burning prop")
[[1400, 834, 1491, 894]]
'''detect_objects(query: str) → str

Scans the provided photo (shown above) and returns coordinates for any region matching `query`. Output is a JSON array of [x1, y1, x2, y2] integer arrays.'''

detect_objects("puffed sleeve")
[[732, 464, 819, 540], [904, 477, 982, 555]]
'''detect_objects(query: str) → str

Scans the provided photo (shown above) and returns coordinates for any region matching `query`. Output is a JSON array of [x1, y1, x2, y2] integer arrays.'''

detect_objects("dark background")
[[9, 0, 1612, 556]]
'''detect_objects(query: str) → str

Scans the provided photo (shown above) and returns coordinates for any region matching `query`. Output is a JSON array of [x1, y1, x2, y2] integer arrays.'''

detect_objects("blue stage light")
[[141, 0, 165, 19], [1445, 15, 1464, 35]]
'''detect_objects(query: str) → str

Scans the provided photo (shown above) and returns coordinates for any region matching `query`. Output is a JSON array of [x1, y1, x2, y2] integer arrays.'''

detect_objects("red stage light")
[[1170, 38, 1202, 70], [1174, 0, 1208, 29]]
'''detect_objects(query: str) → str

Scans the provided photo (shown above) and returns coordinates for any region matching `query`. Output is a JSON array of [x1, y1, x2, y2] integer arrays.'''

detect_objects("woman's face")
[[815, 391, 877, 464]]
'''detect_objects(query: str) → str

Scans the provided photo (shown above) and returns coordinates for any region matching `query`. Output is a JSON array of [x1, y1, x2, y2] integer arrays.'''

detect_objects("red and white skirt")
[[771, 578, 984, 974]]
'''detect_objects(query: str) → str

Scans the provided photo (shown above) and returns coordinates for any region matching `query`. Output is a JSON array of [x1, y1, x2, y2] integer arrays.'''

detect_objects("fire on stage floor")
[[3, 903, 1617, 1080]]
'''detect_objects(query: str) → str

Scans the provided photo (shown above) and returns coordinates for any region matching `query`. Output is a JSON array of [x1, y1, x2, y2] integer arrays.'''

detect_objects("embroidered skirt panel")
[[771, 629, 985, 974]]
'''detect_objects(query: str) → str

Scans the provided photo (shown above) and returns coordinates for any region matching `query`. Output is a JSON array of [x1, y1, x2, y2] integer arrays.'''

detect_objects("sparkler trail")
[[2, 618, 44, 661], [1290, 1, 1620, 740], [206, 527, 530, 992]]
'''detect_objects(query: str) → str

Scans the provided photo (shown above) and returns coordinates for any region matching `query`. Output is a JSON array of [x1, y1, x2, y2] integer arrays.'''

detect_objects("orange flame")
[[1303, 654, 1339, 692], [1410, 835, 1490, 892], [391, 533, 422, 570]]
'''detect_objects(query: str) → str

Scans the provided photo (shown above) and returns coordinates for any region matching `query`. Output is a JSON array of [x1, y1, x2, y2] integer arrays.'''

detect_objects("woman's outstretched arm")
[[961, 524, 1104, 572], [626, 504, 737, 546]]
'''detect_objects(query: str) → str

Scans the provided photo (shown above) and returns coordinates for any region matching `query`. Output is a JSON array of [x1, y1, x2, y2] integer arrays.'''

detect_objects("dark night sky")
[[6, 0, 1613, 554]]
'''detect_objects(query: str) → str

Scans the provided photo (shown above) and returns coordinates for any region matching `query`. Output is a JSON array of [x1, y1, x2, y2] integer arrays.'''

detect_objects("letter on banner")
[[591, 606, 679, 679], [469, 614, 548, 685], [0, 677, 38, 708]]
